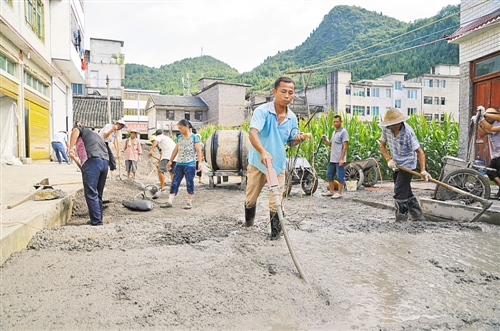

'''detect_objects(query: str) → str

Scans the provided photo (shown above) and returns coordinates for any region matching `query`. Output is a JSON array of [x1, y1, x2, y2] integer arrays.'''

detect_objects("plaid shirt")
[[381, 123, 420, 170]]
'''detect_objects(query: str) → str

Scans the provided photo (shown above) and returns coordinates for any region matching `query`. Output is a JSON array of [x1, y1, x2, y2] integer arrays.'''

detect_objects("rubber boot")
[[408, 196, 425, 221], [270, 211, 281, 240], [245, 204, 256, 227], [394, 199, 409, 222]]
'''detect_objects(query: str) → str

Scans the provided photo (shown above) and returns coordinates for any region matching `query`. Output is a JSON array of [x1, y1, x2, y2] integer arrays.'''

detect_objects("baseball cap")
[[153, 129, 163, 135], [116, 119, 126, 128]]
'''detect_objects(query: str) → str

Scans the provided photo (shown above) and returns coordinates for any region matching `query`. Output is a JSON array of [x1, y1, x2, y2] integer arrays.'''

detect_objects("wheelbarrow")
[[344, 158, 379, 190]]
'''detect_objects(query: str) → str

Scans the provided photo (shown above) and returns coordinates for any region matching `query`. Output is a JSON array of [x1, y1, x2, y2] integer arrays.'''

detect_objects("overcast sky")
[[84, 0, 461, 73]]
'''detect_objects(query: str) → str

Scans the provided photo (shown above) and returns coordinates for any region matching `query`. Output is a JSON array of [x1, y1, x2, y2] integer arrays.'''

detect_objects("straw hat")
[[379, 108, 410, 127], [485, 108, 499, 114], [129, 129, 139, 134]]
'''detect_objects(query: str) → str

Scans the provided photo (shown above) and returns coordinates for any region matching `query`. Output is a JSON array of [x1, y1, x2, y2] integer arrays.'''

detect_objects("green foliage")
[[198, 122, 250, 143], [295, 111, 458, 181]]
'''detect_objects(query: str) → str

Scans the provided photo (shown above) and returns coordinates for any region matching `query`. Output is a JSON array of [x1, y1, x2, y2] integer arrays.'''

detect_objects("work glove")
[[477, 106, 486, 116], [421, 171, 432, 181], [471, 115, 477, 124], [387, 159, 397, 170]]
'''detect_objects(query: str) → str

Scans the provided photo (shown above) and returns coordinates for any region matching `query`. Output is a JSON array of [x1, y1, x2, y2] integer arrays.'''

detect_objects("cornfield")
[[199, 110, 459, 181]]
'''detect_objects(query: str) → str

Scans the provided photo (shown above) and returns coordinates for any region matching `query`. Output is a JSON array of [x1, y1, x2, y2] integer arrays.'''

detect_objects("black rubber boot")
[[270, 211, 281, 240], [245, 204, 256, 227], [408, 196, 425, 221], [394, 199, 409, 222]]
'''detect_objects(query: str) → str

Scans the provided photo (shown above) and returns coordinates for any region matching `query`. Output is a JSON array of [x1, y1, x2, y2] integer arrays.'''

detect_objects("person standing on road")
[[321, 115, 349, 199], [379, 108, 431, 222], [99, 119, 126, 178], [123, 129, 142, 180], [68, 125, 109, 226], [51, 131, 71, 165], [162, 120, 203, 210], [148, 129, 176, 191], [244, 77, 307, 240], [477, 107, 500, 199]]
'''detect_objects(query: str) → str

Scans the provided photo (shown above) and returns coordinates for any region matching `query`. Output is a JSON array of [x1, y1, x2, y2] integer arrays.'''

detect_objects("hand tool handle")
[[396, 165, 492, 208], [7, 187, 43, 209], [264, 157, 279, 188]]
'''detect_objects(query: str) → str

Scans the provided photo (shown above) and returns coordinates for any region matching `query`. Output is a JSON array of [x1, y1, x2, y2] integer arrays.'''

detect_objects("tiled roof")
[[448, 9, 500, 41], [73, 96, 124, 129], [150, 94, 208, 108]]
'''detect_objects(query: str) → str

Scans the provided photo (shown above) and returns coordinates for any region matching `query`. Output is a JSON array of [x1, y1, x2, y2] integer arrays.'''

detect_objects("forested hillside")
[[123, 4, 460, 95]]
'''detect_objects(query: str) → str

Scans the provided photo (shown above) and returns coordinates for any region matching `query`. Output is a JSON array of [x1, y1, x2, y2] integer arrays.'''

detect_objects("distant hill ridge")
[[123, 4, 460, 95]]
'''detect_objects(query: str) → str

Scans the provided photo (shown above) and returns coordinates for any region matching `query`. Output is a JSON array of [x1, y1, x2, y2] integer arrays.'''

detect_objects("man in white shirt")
[[51, 131, 70, 164], [148, 129, 176, 191]]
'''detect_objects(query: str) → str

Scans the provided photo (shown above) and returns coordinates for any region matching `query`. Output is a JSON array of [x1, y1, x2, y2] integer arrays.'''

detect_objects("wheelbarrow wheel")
[[344, 163, 365, 189], [362, 167, 378, 187], [435, 168, 491, 203], [301, 170, 318, 195]]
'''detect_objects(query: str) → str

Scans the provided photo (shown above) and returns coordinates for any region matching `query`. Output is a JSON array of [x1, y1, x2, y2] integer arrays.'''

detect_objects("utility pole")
[[106, 75, 111, 123]]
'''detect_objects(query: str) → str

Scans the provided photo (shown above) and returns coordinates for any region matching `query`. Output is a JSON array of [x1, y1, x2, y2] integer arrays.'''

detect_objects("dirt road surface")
[[1, 146, 499, 330]]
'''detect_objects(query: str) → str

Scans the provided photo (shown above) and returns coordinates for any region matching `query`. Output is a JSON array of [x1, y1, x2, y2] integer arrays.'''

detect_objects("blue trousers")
[[82, 158, 109, 225], [170, 164, 196, 195], [51, 141, 70, 164]]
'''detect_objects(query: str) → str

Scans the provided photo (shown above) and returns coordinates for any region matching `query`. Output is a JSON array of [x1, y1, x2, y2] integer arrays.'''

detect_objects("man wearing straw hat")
[[379, 108, 431, 222], [477, 107, 500, 199]]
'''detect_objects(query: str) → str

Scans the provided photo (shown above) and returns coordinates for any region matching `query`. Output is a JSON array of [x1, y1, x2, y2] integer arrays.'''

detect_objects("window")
[[424, 79, 433, 87], [372, 88, 379, 97], [353, 87, 364, 97], [0, 53, 15, 75], [372, 106, 379, 116], [345, 86, 351, 95], [395, 100, 401, 108], [353, 105, 365, 116], [424, 114, 433, 121], [441, 80, 446, 88], [407, 108, 417, 115], [366, 106, 370, 115], [434, 97, 439, 105], [366, 88, 370, 97], [474, 54, 500, 77], [166, 110, 174, 120], [395, 81, 402, 90], [386, 89, 391, 98], [434, 114, 440, 121], [424, 96, 432, 104], [434, 79, 440, 88], [72, 84, 83, 94], [407, 89, 417, 99], [345, 105, 351, 114], [25, 0, 44, 41], [194, 111, 203, 121], [24, 71, 47, 95], [184, 111, 190, 120], [441, 97, 446, 105]]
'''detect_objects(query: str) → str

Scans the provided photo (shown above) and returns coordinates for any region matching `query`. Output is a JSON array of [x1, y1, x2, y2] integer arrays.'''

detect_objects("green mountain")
[[123, 4, 460, 95]]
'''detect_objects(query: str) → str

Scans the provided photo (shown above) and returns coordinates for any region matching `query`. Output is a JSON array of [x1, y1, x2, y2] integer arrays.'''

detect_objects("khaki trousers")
[[245, 164, 285, 213]]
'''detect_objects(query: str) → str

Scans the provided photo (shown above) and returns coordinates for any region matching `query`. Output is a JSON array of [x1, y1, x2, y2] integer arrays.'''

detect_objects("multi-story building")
[[122, 88, 160, 137], [297, 65, 460, 122], [448, 0, 500, 163], [1, 0, 85, 161]]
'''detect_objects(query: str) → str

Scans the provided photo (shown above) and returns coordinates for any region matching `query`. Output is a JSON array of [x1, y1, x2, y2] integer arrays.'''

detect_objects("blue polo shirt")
[[248, 102, 298, 174]]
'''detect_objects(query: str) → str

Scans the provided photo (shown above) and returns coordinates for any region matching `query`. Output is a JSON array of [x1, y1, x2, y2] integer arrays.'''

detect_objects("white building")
[[0, 0, 85, 161], [448, 0, 500, 163], [297, 65, 460, 122]]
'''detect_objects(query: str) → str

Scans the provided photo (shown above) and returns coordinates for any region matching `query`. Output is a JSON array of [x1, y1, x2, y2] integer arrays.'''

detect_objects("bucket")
[[345, 180, 357, 192], [204, 130, 250, 171]]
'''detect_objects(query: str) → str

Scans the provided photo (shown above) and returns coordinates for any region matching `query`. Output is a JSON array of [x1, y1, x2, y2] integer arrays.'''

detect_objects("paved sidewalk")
[[1, 161, 84, 265]]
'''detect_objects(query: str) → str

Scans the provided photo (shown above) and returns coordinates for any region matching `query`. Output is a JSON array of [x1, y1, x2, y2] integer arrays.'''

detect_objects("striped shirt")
[[380, 122, 420, 170]]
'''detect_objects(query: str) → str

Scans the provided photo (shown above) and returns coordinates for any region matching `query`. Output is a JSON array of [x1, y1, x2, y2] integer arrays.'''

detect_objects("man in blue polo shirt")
[[245, 77, 306, 240]]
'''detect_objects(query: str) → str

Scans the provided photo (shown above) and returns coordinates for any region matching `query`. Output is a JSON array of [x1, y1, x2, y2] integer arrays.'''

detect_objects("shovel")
[[396, 165, 493, 222], [265, 157, 310, 284], [7, 178, 53, 209]]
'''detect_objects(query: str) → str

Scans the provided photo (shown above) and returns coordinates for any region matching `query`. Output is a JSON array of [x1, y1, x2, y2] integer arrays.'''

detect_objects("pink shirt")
[[123, 138, 142, 161], [76, 137, 88, 165]]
